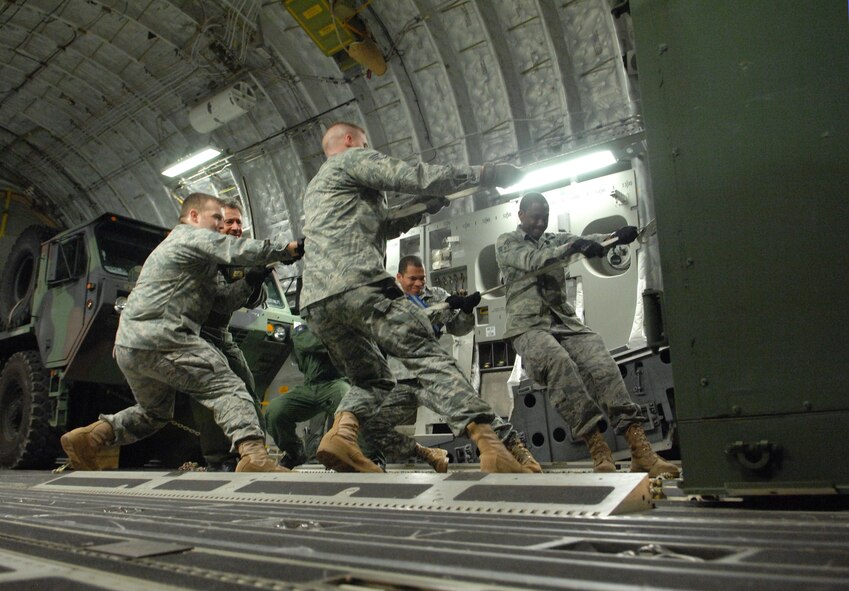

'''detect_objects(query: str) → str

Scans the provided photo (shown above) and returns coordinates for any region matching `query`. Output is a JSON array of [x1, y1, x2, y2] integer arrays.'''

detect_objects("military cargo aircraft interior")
[[0, 1, 847, 589]]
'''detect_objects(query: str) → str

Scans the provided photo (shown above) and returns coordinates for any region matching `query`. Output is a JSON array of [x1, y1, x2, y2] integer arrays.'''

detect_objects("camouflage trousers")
[[108, 344, 264, 449], [265, 379, 350, 463], [511, 328, 643, 438], [363, 379, 517, 461], [304, 281, 497, 437], [189, 336, 263, 466]]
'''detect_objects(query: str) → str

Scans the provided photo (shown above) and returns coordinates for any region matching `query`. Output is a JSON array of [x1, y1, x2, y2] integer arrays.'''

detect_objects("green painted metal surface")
[[632, 1, 849, 494]]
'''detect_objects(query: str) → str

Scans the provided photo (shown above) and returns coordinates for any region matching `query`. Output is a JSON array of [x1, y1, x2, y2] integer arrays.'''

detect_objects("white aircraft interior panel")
[[545, 170, 640, 350]]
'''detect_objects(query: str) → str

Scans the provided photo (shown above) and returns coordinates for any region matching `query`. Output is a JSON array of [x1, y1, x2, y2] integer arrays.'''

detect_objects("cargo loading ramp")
[[1, 470, 848, 590]]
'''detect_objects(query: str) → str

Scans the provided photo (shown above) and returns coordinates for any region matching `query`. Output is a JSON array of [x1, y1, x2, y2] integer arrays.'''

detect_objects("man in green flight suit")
[[265, 322, 351, 469]]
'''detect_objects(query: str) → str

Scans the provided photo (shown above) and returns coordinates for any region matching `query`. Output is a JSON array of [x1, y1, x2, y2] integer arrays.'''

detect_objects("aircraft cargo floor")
[[1, 468, 847, 590]]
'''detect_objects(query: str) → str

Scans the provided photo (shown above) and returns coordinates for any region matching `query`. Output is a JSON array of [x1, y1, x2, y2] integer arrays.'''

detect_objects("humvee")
[[0, 214, 299, 469]]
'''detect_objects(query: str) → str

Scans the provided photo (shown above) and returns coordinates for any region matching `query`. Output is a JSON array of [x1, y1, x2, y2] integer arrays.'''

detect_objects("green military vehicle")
[[0, 213, 299, 469]]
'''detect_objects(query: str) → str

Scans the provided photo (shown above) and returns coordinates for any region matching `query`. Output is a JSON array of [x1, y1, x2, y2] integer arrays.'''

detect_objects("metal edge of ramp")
[[0, 547, 186, 591], [33, 471, 653, 517]]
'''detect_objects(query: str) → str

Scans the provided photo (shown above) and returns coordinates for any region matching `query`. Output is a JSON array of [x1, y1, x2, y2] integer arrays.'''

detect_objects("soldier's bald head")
[[180, 193, 221, 222], [322, 121, 367, 156]]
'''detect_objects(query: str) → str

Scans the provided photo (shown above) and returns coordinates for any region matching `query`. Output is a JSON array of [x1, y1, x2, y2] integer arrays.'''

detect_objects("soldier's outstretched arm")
[[346, 149, 481, 197], [495, 232, 575, 272], [179, 231, 295, 268]]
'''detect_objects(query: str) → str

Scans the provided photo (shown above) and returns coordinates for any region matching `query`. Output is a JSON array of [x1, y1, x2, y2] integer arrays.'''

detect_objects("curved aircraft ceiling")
[[0, 0, 641, 249]]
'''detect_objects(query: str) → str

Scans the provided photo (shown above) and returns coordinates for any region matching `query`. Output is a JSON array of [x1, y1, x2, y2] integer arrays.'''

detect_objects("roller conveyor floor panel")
[[1, 469, 848, 591]]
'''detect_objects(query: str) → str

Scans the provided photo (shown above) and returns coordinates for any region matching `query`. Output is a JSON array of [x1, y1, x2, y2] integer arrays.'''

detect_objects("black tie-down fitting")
[[725, 440, 782, 472]]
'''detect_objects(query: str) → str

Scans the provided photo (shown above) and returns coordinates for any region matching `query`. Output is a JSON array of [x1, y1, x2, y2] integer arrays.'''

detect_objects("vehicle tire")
[[0, 351, 59, 469], [0, 225, 57, 329]]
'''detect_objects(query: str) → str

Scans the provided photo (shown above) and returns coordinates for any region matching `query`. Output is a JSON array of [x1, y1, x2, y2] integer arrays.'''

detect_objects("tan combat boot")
[[414, 443, 449, 473], [235, 438, 289, 472], [316, 412, 383, 473], [60, 420, 114, 470], [466, 422, 525, 473], [506, 436, 543, 473], [624, 423, 680, 478], [583, 430, 616, 473]]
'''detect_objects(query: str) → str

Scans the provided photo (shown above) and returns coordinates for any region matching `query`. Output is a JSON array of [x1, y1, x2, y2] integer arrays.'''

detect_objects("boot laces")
[[628, 425, 653, 455], [586, 432, 613, 464], [509, 441, 533, 464]]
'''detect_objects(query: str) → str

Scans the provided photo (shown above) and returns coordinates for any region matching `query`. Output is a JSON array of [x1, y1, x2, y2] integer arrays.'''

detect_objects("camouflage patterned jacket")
[[387, 285, 474, 380], [115, 223, 293, 351], [200, 272, 267, 348], [300, 147, 482, 309], [495, 226, 606, 339]]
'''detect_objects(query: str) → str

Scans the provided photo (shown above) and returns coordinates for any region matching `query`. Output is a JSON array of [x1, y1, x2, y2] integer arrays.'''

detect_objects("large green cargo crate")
[[631, 1, 849, 495]]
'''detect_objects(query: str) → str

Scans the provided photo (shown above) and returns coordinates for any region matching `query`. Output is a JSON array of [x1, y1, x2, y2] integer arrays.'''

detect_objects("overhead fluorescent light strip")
[[161, 148, 222, 178], [497, 150, 617, 195]]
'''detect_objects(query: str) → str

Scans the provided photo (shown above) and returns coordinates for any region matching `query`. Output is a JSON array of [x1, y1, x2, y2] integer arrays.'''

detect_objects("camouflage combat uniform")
[[362, 285, 517, 461], [301, 147, 499, 435], [190, 271, 268, 468], [495, 226, 644, 438], [105, 223, 296, 449], [265, 323, 351, 466]]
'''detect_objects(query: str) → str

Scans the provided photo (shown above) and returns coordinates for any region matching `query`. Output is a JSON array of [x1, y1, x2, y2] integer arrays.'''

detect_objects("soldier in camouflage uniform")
[[61, 193, 301, 473], [495, 192, 679, 477], [362, 255, 542, 473], [301, 120, 526, 474], [191, 200, 270, 471]]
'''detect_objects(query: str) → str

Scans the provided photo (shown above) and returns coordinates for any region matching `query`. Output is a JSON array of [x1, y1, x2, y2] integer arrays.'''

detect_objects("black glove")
[[295, 237, 305, 258], [480, 163, 523, 188], [613, 225, 639, 245], [417, 196, 450, 215], [566, 238, 605, 259], [461, 291, 481, 314], [245, 266, 272, 288], [445, 294, 464, 310]]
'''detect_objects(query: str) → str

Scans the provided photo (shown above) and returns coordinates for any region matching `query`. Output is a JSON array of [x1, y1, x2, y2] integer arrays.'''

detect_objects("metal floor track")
[[1, 469, 848, 590]]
